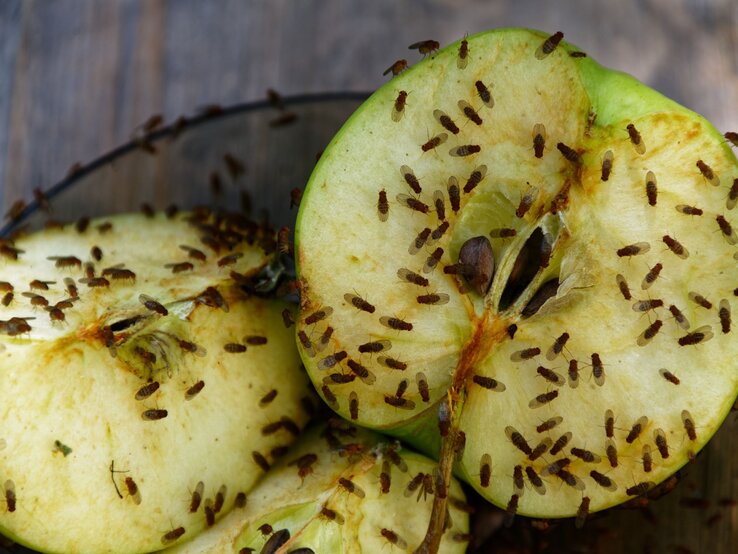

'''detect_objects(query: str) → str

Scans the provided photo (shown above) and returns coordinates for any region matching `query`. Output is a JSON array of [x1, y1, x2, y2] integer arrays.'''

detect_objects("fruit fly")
[[589, 470, 616, 491], [392, 90, 408, 122], [185, 380, 205, 400], [378, 356, 407, 370], [397, 194, 430, 214], [505, 426, 533, 456], [377, 190, 389, 221], [454, 36, 470, 68], [417, 291, 450, 306], [358, 339, 391, 354], [627, 123, 646, 154], [409, 228, 431, 255], [616, 273, 632, 300], [678, 325, 713, 346], [383, 59, 408, 76], [549, 432, 572, 455], [48, 255, 82, 269], [529, 390, 559, 408], [536, 416, 563, 433], [536, 31, 564, 59], [348, 359, 375, 384], [654, 428, 669, 458], [473, 374, 505, 391], [450, 144, 481, 157], [4, 480, 16, 512], [189, 481, 204, 512], [632, 298, 663, 312], [604, 409, 615, 438], [141, 409, 168, 421], [567, 359, 580, 388], [135, 381, 160, 400], [317, 351, 347, 371], [716, 215, 738, 244], [252, 451, 270, 472], [284, 188, 302, 212], [448, 176, 461, 211], [125, 477, 142, 505], [627, 482, 654, 497], [719, 299, 731, 333], [303, 306, 333, 325], [511, 347, 541, 361], [641, 263, 663, 290], [224, 342, 247, 353], [139, 294, 168, 316], [606, 439, 618, 467], [537, 366, 565, 386], [547, 332, 570, 360], [676, 204, 703, 216], [423, 247, 444, 273], [576, 497, 591, 529], [348, 391, 359, 420], [408, 39, 440, 55], [688, 291, 712, 309], [617, 241, 650, 257], [659, 368, 680, 385], [637, 319, 663, 346], [533, 123, 546, 158], [641, 444, 653, 473], [479, 454, 492, 487], [431, 192, 446, 221], [645, 171, 657, 206], [463, 165, 487, 193], [517, 188, 538, 218], [415, 371, 430, 403], [433, 109, 459, 134], [626, 416, 648, 443], [696, 159, 720, 186], [728, 178, 738, 210], [556, 142, 581, 164], [381, 528, 408, 549], [400, 165, 422, 194], [682, 410, 697, 441], [421, 132, 448, 153], [475, 80, 494, 108], [344, 292, 375, 313], [457, 99, 483, 127]]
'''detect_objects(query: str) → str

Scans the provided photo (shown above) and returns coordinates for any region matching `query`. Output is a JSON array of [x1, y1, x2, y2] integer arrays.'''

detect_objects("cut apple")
[[163, 422, 470, 553], [0, 212, 314, 553], [294, 26, 738, 538]]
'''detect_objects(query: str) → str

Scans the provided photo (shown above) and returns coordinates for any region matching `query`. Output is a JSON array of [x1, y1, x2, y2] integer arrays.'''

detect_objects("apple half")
[[0, 212, 314, 553], [294, 26, 738, 537], [163, 422, 470, 553]]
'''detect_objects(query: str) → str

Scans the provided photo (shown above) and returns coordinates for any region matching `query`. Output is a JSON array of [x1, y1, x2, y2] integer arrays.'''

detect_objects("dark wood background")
[[1, 1, 737, 553]]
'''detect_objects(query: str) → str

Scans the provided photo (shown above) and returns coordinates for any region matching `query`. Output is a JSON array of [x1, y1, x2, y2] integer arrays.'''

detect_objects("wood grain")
[[1, 1, 737, 553]]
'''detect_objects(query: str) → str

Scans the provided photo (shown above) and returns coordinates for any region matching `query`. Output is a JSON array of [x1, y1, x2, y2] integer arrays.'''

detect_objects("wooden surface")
[[1, 1, 738, 553]]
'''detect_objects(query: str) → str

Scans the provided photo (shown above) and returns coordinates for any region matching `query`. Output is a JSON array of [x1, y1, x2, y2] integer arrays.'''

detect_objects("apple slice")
[[163, 422, 470, 553], [294, 26, 738, 542], [0, 211, 314, 553]]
